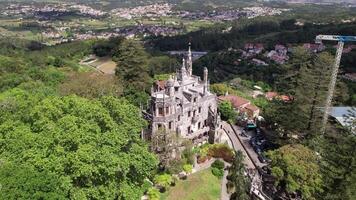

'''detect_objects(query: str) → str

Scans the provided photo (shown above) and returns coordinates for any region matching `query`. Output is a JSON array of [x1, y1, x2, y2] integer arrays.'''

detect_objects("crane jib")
[[337, 36, 356, 42], [316, 35, 356, 42]]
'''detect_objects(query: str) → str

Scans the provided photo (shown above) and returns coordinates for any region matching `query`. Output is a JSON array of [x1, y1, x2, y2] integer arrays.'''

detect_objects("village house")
[[143, 45, 221, 145], [303, 43, 325, 53], [266, 44, 289, 64], [339, 44, 356, 53], [251, 58, 269, 66], [265, 92, 278, 101], [343, 73, 356, 82], [265, 91, 293, 102], [218, 95, 260, 120], [242, 43, 264, 58]]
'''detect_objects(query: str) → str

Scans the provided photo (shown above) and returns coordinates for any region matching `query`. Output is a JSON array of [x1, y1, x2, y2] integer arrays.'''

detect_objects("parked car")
[[240, 130, 247, 137], [258, 154, 267, 163], [255, 147, 262, 154], [257, 139, 266, 146], [255, 128, 261, 135], [258, 154, 271, 164], [246, 122, 256, 130]]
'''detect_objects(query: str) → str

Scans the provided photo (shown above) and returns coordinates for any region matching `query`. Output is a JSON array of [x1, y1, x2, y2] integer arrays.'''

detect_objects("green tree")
[[148, 56, 179, 75], [60, 72, 123, 99], [294, 52, 333, 134], [93, 37, 124, 57], [113, 39, 151, 90], [151, 128, 181, 168], [229, 151, 250, 200], [316, 129, 356, 200], [147, 187, 160, 200], [182, 140, 195, 165], [0, 90, 158, 200], [218, 100, 237, 123], [269, 48, 347, 138], [267, 144, 323, 199], [0, 162, 66, 200]]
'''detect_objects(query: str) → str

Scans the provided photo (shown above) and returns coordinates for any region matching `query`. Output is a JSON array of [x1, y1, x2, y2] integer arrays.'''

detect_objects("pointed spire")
[[182, 57, 186, 69], [187, 42, 192, 76], [188, 42, 192, 55], [178, 58, 187, 81]]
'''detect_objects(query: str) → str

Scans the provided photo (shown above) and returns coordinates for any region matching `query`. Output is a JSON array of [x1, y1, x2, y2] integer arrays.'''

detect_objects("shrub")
[[211, 160, 225, 170], [211, 167, 224, 178], [171, 175, 178, 186], [182, 142, 195, 165], [196, 143, 212, 164], [208, 144, 234, 162], [183, 164, 193, 173], [219, 100, 237, 122], [142, 179, 154, 193], [147, 187, 160, 200], [166, 159, 184, 174], [197, 156, 209, 164], [198, 143, 211, 157], [154, 174, 173, 189]]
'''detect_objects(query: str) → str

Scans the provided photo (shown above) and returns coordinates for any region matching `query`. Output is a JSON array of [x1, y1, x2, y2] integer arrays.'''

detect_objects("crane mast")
[[315, 35, 356, 134]]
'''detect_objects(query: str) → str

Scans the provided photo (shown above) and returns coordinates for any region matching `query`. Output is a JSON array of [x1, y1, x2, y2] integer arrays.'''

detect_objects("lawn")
[[161, 168, 221, 200], [81, 56, 116, 74]]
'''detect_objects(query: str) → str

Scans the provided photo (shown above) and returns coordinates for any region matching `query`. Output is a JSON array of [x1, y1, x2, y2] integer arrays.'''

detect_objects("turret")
[[187, 43, 193, 76], [203, 67, 208, 94], [166, 75, 174, 96], [203, 67, 208, 84]]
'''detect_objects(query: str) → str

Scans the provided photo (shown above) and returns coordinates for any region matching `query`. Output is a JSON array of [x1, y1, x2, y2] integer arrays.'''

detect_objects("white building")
[[143, 45, 221, 145]]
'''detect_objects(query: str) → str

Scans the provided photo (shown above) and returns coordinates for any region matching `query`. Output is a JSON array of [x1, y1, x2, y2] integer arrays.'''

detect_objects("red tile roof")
[[245, 104, 259, 112], [218, 95, 250, 108], [155, 80, 166, 90], [265, 92, 278, 99]]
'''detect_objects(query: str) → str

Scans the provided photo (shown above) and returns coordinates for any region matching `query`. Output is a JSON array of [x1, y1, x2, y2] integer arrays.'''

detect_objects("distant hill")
[[270, 0, 356, 4], [0, 0, 260, 9]]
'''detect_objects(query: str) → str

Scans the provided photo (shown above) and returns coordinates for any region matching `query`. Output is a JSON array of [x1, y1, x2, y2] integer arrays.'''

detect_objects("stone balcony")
[[191, 115, 199, 124], [185, 126, 210, 140]]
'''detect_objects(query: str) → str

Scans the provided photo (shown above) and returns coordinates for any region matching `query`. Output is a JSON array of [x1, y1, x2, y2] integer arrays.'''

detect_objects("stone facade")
[[143, 45, 221, 145]]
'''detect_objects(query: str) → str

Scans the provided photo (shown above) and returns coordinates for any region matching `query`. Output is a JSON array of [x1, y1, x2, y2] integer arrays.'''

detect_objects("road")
[[230, 124, 267, 169], [221, 121, 256, 170], [220, 121, 269, 200], [219, 121, 256, 200]]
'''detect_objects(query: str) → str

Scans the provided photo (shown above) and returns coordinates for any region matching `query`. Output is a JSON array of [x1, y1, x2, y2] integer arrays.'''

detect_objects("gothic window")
[[169, 121, 173, 129], [188, 126, 191, 134], [198, 122, 201, 129], [188, 111, 191, 117], [165, 107, 169, 115], [194, 97, 197, 102], [204, 120, 207, 126], [193, 110, 196, 117], [178, 115, 181, 121], [158, 107, 164, 116], [157, 124, 162, 129], [199, 107, 202, 113]]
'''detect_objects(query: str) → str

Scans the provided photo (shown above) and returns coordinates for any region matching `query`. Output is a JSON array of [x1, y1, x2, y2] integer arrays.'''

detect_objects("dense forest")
[[152, 19, 356, 51], [0, 37, 168, 199]]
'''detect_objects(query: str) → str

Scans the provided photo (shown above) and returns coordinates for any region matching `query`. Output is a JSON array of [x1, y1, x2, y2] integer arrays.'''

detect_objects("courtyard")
[[161, 168, 222, 200]]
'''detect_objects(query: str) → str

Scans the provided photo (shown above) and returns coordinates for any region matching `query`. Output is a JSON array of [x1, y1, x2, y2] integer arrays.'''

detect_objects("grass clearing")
[[81, 56, 116, 74], [161, 168, 221, 200]]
